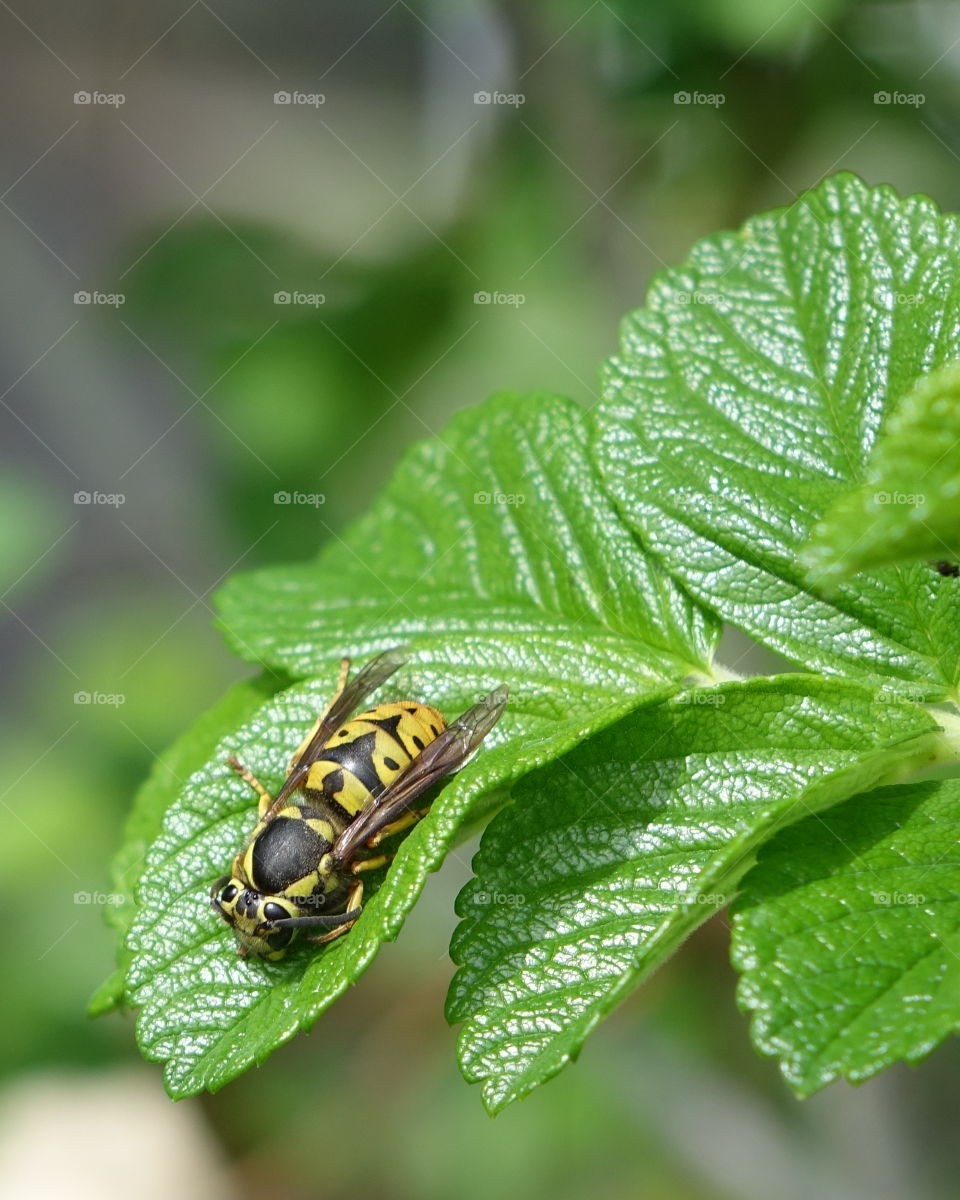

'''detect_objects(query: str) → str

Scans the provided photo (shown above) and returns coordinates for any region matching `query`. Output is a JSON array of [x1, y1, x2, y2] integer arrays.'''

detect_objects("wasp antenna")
[[263, 908, 362, 931]]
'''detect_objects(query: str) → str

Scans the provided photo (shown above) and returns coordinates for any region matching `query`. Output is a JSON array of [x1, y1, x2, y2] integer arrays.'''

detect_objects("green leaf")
[[216, 391, 719, 702], [127, 668, 657, 1097], [447, 675, 946, 1113], [90, 674, 283, 1016], [596, 173, 960, 700], [732, 776, 960, 1094], [122, 392, 723, 1095], [803, 361, 960, 582]]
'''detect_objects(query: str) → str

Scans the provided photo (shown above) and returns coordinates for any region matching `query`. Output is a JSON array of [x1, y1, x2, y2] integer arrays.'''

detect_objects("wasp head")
[[209, 873, 357, 960], [209, 875, 303, 960]]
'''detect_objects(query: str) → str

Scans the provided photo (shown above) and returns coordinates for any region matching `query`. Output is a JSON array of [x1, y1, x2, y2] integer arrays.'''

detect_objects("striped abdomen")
[[303, 701, 446, 831]]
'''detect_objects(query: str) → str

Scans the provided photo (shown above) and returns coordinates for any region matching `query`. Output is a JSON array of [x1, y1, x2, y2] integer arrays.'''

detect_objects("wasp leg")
[[307, 878, 365, 946], [364, 807, 429, 848], [305, 854, 394, 946], [227, 755, 274, 818], [351, 852, 393, 873]]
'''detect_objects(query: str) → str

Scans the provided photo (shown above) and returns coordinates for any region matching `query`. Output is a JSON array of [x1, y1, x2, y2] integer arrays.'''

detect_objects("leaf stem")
[[926, 707, 960, 765], [686, 661, 747, 686]]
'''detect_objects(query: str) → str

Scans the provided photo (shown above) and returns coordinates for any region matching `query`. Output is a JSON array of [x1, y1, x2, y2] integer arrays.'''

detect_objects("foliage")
[[802, 362, 960, 583], [105, 174, 960, 1109]]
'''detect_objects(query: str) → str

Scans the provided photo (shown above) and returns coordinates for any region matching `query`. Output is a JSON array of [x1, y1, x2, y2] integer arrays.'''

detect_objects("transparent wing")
[[269, 647, 408, 812], [332, 684, 509, 864]]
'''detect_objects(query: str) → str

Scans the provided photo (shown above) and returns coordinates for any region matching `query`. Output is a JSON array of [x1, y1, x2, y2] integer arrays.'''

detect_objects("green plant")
[[99, 173, 960, 1113]]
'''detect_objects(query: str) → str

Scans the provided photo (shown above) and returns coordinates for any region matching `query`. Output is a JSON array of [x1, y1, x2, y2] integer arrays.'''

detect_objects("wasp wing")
[[332, 684, 509, 865], [269, 647, 408, 812]]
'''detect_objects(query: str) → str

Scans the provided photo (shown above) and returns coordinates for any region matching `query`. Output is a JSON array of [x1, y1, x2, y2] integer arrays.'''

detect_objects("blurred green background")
[[3, 1, 960, 1197]]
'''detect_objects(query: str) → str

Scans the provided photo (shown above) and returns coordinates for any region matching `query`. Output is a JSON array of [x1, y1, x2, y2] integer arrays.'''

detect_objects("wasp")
[[210, 649, 508, 960]]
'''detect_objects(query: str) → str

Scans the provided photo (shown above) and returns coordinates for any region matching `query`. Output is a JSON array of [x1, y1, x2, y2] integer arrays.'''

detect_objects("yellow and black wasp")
[[210, 649, 508, 959]]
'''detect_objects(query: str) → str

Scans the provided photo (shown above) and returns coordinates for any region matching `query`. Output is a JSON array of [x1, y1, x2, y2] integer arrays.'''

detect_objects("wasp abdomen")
[[315, 731, 385, 799], [304, 702, 447, 821]]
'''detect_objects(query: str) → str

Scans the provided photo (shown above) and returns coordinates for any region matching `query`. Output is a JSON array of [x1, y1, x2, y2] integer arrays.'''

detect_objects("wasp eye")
[[267, 927, 293, 950], [262, 901, 289, 924], [220, 884, 238, 905]]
